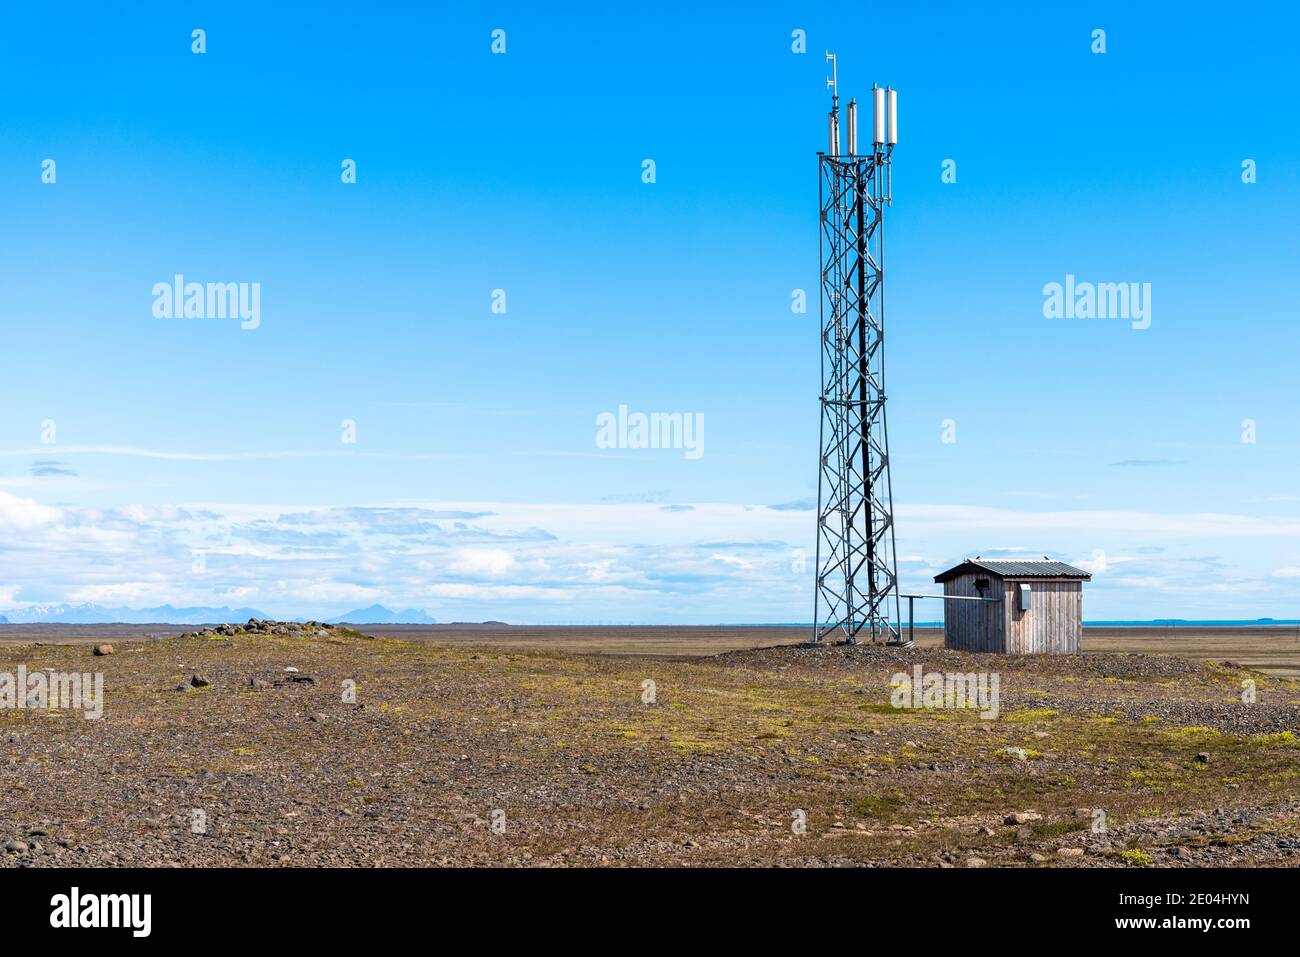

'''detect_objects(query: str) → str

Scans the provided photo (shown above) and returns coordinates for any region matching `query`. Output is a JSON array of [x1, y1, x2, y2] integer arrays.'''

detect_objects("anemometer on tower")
[[812, 53, 903, 645]]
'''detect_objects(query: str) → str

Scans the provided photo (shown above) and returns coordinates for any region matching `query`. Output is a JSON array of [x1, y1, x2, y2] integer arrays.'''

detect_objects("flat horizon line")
[[2, 618, 1298, 628]]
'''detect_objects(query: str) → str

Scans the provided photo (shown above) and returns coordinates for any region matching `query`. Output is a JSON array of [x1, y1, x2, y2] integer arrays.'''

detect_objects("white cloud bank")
[[1, 492, 1298, 622]]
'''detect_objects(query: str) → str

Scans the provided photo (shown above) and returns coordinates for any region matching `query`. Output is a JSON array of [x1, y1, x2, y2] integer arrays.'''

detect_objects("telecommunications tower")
[[812, 53, 903, 644]]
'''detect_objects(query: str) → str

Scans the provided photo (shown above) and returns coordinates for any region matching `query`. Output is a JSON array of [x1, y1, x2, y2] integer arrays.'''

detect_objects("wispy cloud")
[[1110, 459, 1187, 468], [0, 446, 462, 462], [900, 504, 1300, 538], [2, 494, 1298, 622]]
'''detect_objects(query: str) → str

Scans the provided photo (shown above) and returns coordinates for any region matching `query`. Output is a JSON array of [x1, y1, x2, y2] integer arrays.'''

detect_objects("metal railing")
[[898, 592, 1002, 646]]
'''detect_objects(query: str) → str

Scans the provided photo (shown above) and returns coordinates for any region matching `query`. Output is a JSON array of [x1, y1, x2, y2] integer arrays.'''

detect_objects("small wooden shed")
[[934, 558, 1091, 654]]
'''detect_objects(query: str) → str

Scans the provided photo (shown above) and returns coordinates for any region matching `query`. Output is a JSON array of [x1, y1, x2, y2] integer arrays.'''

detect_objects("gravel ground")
[[2, 623, 1297, 868], [717, 641, 1210, 678]]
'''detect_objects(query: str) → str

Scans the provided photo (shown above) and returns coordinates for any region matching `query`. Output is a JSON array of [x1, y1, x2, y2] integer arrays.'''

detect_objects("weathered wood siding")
[[944, 575, 1083, 653], [941, 573, 1005, 652], [1004, 579, 1082, 654]]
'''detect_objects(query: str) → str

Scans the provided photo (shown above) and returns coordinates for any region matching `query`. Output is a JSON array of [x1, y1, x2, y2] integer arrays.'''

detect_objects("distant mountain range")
[[0, 603, 438, 625], [327, 605, 438, 624], [0, 603, 270, 624]]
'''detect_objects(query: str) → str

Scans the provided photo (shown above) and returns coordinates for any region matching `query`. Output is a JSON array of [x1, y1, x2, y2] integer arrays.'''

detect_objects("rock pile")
[[180, 619, 366, 640]]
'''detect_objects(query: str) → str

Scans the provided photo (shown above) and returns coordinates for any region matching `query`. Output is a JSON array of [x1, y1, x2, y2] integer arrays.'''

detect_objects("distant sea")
[[724, 620, 1300, 628], [1089, 619, 1300, 628]]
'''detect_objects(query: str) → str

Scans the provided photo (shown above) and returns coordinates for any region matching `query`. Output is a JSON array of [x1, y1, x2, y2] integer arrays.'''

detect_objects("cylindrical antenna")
[[887, 87, 898, 145], [825, 52, 840, 155], [872, 85, 886, 146], [846, 98, 858, 155]]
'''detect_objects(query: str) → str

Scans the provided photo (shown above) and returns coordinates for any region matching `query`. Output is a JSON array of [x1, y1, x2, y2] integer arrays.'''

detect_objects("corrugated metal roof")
[[934, 559, 1092, 583]]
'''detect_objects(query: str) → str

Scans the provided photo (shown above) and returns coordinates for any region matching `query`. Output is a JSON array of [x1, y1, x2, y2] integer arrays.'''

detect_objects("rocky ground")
[[1, 621, 1298, 867]]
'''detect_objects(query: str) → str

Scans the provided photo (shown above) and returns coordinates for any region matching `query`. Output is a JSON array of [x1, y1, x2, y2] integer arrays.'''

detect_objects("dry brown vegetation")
[[1, 623, 1298, 867]]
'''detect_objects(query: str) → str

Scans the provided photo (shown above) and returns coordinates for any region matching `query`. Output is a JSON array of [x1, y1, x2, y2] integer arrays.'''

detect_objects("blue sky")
[[1, 2, 1298, 622]]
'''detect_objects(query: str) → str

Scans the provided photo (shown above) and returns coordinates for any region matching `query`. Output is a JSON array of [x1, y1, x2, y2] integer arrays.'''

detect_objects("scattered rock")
[[93, 644, 114, 656], [4, 840, 28, 853], [1004, 812, 1042, 825], [175, 682, 192, 692], [5, 617, 1293, 868], [1195, 752, 1211, 764]]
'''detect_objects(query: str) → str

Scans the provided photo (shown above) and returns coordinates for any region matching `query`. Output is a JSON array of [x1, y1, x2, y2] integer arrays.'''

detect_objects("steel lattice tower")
[[813, 58, 902, 644]]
